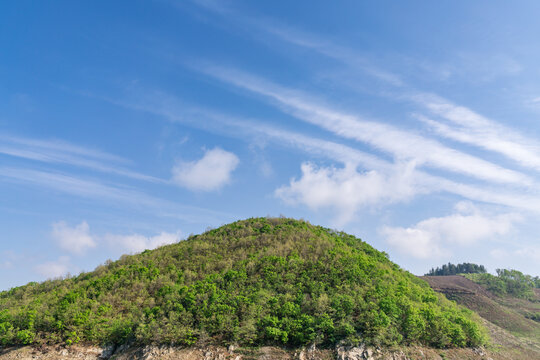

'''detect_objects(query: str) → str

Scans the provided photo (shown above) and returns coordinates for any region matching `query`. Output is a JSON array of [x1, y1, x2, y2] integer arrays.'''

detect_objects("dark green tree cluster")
[[0, 218, 486, 349], [465, 268, 539, 299], [425, 263, 487, 276]]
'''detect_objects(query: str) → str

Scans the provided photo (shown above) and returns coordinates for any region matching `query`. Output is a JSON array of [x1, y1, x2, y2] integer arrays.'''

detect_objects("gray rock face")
[[295, 343, 318, 360], [336, 343, 373, 360], [335, 344, 412, 360], [472, 347, 486, 356], [99, 345, 115, 359], [0, 343, 507, 360]]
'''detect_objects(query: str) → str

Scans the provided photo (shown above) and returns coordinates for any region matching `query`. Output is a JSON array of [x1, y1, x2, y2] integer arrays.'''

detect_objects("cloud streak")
[[197, 65, 531, 186], [186, 2, 540, 183], [0, 167, 233, 224], [187, 0, 404, 87], [111, 88, 540, 217], [413, 95, 540, 172], [0, 134, 164, 183]]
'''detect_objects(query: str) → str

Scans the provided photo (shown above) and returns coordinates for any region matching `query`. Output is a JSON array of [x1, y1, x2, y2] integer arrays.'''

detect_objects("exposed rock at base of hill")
[[0, 343, 516, 360]]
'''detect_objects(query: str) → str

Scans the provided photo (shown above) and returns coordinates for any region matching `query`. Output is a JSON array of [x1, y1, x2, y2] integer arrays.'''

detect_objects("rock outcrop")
[[0, 344, 505, 360]]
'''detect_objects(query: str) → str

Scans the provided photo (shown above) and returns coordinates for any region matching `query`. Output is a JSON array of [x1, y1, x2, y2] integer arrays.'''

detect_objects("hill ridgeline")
[[0, 218, 486, 349]]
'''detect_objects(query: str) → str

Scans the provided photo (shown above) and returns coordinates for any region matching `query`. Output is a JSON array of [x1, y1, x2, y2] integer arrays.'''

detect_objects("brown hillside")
[[421, 275, 540, 349], [420, 275, 493, 299]]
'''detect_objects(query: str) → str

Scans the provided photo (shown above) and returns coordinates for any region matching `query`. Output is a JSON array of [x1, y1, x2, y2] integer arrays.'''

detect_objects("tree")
[[425, 263, 487, 276]]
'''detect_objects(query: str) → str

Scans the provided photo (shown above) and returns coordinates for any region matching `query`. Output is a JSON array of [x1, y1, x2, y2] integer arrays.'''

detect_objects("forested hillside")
[[465, 269, 540, 300], [0, 218, 486, 349]]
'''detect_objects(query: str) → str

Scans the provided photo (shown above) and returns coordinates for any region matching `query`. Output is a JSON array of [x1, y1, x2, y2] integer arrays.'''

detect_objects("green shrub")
[[465, 269, 537, 299], [0, 218, 487, 348], [16, 329, 34, 345]]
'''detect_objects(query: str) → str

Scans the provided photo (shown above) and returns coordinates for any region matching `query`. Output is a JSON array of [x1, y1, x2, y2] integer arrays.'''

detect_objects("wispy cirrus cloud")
[[0, 167, 233, 224], [110, 87, 540, 219], [109, 87, 388, 170], [0, 134, 127, 163], [187, 1, 540, 182], [413, 94, 540, 172], [0, 167, 148, 203], [196, 64, 531, 186], [0, 134, 164, 183], [186, 0, 404, 87], [227, 13, 540, 177]]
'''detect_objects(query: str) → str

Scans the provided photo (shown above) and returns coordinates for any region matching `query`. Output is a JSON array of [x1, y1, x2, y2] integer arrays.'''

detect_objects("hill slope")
[[422, 275, 540, 340], [1, 218, 485, 349], [422, 275, 540, 357]]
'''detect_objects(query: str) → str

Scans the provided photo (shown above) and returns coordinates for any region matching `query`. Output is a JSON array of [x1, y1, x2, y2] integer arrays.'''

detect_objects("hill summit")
[[0, 217, 485, 349]]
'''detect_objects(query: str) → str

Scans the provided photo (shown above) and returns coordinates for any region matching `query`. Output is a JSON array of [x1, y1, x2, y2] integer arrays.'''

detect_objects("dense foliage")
[[0, 218, 486, 348], [465, 269, 540, 299], [425, 263, 487, 276]]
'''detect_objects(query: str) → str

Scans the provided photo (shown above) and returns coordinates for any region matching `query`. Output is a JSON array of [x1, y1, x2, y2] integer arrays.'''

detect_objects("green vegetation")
[[465, 269, 540, 300], [425, 263, 487, 276], [0, 218, 486, 349], [423, 273, 540, 345]]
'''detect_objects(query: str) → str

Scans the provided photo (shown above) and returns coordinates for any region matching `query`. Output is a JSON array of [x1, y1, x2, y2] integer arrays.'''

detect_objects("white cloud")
[[414, 95, 540, 172], [383, 227, 445, 259], [276, 161, 420, 225], [116, 89, 540, 216], [514, 246, 540, 262], [172, 147, 239, 191], [175, 15, 538, 185], [188, 0, 404, 86], [221, 16, 539, 176], [0, 134, 162, 183], [1, 168, 157, 205], [381, 202, 520, 259], [491, 246, 540, 262], [0, 134, 127, 163], [124, 93, 387, 169], [52, 221, 96, 255], [198, 65, 530, 186], [49, 218, 182, 255], [186, 5, 537, 184], [0, 167, 232, 224], [105, 231, 181, 254], [34, 256, 71, 279]]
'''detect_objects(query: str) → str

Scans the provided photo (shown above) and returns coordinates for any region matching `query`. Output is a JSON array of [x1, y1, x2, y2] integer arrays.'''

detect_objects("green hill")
[[0, 217, 486, 349]]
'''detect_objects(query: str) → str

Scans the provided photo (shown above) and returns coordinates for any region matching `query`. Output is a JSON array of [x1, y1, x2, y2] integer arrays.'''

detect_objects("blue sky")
[[1, 0, 540, 290]]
